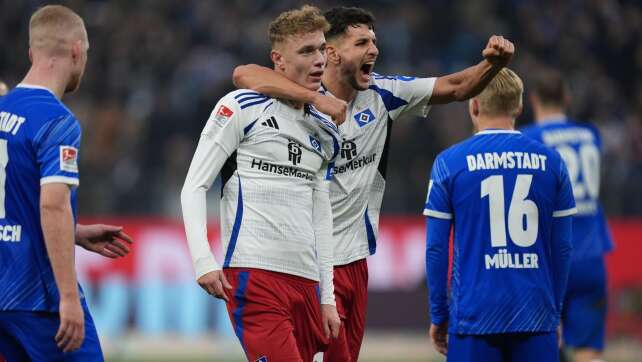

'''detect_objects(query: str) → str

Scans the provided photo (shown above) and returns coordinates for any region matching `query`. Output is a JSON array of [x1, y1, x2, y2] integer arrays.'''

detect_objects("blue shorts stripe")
[[233, 271, 250, 349], [224, 176, 243, 267]]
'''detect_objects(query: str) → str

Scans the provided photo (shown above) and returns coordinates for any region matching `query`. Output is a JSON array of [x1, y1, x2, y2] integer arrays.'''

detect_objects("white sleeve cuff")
[[423, 209, 453, 219], [194, 254, 221, 280], [41, 176, 79, 186]]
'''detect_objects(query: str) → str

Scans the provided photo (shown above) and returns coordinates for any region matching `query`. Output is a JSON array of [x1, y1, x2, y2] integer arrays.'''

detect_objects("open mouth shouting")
[[359, 61, 375, 82]]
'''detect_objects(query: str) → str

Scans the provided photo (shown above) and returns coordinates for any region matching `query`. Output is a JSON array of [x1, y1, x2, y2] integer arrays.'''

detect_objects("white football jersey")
[[185, 89, 340, 282], [325, 74, 436, 265]]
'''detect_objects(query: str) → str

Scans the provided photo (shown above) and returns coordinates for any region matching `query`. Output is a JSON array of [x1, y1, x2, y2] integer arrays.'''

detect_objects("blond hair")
[[268, 5, 330, 48], [476, 68, 523, 117], [29, 5, 86, 56]]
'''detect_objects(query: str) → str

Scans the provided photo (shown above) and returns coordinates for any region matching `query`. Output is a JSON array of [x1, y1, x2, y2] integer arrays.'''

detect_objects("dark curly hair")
[[323, 7, 376, 41]]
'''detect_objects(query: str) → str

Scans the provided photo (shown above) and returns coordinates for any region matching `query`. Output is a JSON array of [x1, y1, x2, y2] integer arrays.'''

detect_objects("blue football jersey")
[[521, 119, 614, 259], [424, 129, 576, 334], [0, 84, 81, 312]]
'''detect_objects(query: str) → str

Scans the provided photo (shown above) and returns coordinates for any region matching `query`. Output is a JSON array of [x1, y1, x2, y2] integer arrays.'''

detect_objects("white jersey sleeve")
[[313, 162, 335, 305], [180, 91, 248, 280], [369, 74, 436, 121]]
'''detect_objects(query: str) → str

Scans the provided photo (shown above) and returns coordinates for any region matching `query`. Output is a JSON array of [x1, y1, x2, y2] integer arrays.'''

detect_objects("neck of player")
[[476, 115, 515, 132], [21, 60, 70, 99], [534, 105, 566, 123], [322, 65, 358, 103]]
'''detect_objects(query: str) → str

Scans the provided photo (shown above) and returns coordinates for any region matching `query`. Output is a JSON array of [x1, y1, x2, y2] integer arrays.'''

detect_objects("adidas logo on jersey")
[[261, 116, 279, 130]]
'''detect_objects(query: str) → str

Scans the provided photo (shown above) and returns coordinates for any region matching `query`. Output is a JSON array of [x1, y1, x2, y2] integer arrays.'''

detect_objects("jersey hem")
[[226, 259, 319, 282]]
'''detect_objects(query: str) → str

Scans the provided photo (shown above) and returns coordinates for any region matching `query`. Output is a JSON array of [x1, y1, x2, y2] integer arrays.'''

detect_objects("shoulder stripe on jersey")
[[234, 91, 262, 99], [224, 175, 244, 267], [41, 176, 79, 186], [243, 119, 258, 135], [423, 209, 453, 219], [239, 98, 271, 109], [368, 84, 408, 112], [236, 94, 268, 104], [553, 207, 577, 217]]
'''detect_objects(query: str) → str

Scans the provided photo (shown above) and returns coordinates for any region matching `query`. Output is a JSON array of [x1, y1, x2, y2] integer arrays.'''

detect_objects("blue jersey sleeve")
[[553, 158, 577, 217], [425, 217, 452, 325], [423, 155, 453, 219], [34, 114, 81, 186]]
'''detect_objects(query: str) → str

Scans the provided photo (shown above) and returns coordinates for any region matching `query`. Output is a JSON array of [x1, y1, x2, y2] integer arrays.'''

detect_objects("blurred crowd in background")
[[1, 0, 641, 217]]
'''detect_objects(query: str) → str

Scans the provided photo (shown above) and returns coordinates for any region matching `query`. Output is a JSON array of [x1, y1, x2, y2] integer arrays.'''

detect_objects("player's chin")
[[304, 78, 322, 91]]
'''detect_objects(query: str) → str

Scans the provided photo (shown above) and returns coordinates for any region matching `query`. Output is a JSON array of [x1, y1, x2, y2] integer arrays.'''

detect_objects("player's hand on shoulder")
[[197, 270, 233, 302], [56, 296, 85, 353], [321, 304, 341, 338], [482, 35, 515, 67], [429, 322, 448, 356], [312, 93, 347, 126]]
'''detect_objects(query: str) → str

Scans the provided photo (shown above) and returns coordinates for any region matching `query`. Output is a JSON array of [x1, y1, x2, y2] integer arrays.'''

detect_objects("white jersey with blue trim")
[[325, 74, 436, 266], [182, 89, 340, 285]]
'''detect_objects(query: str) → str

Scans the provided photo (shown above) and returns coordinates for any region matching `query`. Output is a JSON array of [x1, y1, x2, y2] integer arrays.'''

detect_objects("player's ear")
[[469, 98, 480, 118], [28, 48, 33, 63], [515, 102, 523, 118], [270, 49, 286, 72], [71, 40, 82, 64], [326, 43, 340, 65]]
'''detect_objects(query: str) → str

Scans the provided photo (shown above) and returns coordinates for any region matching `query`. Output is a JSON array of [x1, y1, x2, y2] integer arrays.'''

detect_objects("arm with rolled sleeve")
[[551, 159, 576, 317], [423, 155, 453, 325], [180, 95, 244, 280]]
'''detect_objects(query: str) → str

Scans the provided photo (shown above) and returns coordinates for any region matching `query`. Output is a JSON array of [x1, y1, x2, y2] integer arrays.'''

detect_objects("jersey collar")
[[16, 83, 56, 97], [475, 129, 521, 136]]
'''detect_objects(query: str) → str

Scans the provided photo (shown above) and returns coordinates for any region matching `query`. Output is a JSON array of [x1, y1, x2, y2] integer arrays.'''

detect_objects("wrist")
[[308, 91, 322, 106]]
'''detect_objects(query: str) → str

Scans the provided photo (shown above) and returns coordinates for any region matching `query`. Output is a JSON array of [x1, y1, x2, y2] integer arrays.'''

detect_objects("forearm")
[[551, 216, 573, 315], [233, 64, 319, 104], [431, 59, 501, 104], [41, 201, 79, 300], [313, 188, 335, 306], [426, 217, 451, 324]]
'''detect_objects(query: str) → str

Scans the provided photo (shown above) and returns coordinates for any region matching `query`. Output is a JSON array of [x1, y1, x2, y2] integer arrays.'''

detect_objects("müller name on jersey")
[[467, 151, 547, 172], [485, 248, 538, 270]]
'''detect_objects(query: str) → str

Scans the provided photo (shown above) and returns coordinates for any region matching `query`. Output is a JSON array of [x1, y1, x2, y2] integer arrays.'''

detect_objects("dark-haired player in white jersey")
[[232, 6, 514, 361], [181, 6, 341, 361]]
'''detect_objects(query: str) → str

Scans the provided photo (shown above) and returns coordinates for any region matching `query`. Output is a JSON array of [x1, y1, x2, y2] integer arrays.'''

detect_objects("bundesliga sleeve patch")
[[59, 146, 79, 173], [214, 104, 234, 125]]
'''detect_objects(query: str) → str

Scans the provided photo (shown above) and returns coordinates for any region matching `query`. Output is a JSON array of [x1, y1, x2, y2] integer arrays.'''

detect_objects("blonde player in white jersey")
[[181, 6, 341, 362], [233, 6, 515, 362]]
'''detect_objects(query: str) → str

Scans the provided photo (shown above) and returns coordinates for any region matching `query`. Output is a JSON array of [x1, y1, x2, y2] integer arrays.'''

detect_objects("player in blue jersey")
[[424, 68, 575, 362], [0, 5, 133, 361], [521, 69, 613, 362]]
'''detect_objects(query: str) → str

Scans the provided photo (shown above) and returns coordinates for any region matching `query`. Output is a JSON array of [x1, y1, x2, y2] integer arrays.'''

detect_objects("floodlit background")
[[2, 0, 642, 361]]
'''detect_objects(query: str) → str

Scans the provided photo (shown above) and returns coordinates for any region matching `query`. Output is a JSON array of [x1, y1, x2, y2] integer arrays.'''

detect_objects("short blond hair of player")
[[28, 5, 88, 94], [268, 5, 330, 48], [471, 68, 524, 121]]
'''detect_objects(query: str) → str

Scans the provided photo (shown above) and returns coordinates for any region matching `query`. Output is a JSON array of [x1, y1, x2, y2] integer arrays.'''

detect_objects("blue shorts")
[[0, 302, 103, 362], [447, 332, 558, 362], [562, 256, 607, 350]]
